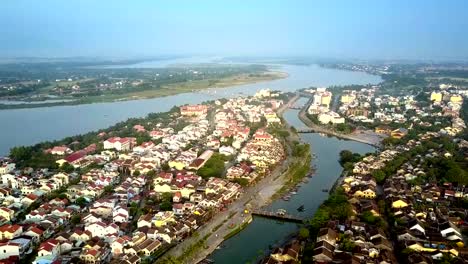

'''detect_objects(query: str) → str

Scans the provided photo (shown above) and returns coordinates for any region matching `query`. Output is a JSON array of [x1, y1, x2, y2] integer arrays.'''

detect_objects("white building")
[[318, 112, 345, 124]]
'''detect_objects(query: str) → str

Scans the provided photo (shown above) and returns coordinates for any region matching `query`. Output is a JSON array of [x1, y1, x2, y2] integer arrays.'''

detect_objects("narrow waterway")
[[209, 108, 376, 263]]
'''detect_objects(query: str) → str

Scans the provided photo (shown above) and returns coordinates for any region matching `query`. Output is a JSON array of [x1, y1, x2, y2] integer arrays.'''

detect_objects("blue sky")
[[2, 0, 468, 60]]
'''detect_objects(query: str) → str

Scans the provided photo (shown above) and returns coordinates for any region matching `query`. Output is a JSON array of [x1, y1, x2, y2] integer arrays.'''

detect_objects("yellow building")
[[353, 188, 376, 199], [450, 94, 463, 104], [430, 92, 442, 102], [321, 94, 332, 107], [391, 199, 408, 209], [0, 207, 14, 221], [168, 161, 186, 170], [340, 94, 355, 104], [153, 212, 175, 227]]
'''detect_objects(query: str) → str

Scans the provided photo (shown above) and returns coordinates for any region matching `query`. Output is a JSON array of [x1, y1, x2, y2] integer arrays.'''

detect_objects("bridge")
[[296, 128, 321, 133], [251, 209, 305, 223]]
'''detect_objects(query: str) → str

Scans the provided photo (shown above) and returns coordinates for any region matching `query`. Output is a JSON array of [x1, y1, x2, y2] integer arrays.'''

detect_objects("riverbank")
[[0, 71, 287, 110]]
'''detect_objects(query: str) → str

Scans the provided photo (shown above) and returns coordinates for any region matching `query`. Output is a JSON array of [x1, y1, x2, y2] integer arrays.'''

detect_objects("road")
[[157, 95, 301, 264]]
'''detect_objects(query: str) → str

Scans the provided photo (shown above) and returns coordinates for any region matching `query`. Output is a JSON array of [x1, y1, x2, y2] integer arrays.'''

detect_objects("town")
[[260, 73, 468, 263], [0, 89, 295, 264]]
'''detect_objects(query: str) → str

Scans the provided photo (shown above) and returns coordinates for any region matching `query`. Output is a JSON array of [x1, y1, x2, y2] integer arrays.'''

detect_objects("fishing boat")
[[297, 205, 305, 212], [290, 191, 297, 195], [282, 195, 291, 201]]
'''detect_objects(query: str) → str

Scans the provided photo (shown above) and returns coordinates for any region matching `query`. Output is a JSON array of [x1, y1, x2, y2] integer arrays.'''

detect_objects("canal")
[[209, 106, 376, 263]]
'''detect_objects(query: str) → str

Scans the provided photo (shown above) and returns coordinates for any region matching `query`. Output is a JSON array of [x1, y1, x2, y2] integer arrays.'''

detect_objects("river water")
[[209, 107, 376, 263], [0, 60, 380, 156]]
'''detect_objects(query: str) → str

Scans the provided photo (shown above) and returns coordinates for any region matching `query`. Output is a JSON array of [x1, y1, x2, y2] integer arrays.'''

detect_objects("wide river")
[[0, 60, 380, 156], [210, 102, 376, 263]]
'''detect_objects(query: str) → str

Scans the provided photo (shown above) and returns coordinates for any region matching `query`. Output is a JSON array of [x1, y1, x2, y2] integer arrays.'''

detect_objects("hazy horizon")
[[2, 0, 468, 61]]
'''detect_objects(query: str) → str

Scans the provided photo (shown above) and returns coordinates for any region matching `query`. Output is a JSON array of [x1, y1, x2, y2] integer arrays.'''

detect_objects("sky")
[[1, 0, 468, 60]]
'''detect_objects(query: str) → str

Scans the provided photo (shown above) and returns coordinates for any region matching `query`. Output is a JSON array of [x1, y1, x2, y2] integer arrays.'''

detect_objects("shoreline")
[[0, 71, 288, 110]]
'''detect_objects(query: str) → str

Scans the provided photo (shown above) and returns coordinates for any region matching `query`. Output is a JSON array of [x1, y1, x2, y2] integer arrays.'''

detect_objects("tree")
[[146, 170, 156, 178], [75, 197, 87, 207], [233, 178, 249, 187], [160, 201, 172, 211], [161, 163, 170, 171], [71, 215, 81, 225], [60, 162, 75, 173], [133, 170, 141, 177], [103, 185, 113, 194], [372, 170, 386, 183], [10, 146, 33, 162], [298, 227, 310, 240]]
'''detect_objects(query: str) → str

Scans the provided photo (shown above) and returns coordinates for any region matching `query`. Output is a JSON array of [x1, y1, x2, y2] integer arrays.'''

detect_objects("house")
[[317, 228, 338, 246], [0, 163, 15, 175], [391, 128, 408, 139], [110, 236, 130, 256], [173, 192, 182, 203], [23, 227, 44, 243], [50, 146, 72, 155], [353, 187, 377, 199], [69, 230, 92, 243], [391, 199, 409, 209], [1, 174, 19, 189], [439, 222, 462, 241], [180, 104, 208, 116], [134, 239, 161, 256], [33, 239, 60, 264], [104, 137, 135, 151], [375, 125, 392, 134], [137, 214, 153, 229], [80, 247, 111, 264], [0, 207, 14, 222], [114, 253, 141, 264], [0, 242, 21, 260], [0, 224, 23, 240], [313, 247, 333, 262], [85, 222, 119, 238], [219, 146, 235, 156]]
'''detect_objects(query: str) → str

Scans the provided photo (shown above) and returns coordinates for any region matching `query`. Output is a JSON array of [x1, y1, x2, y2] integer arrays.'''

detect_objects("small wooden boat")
[[297, 205, 305, 212]]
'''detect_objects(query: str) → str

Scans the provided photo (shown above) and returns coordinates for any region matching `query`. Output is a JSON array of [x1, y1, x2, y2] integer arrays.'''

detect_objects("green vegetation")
[[291, 141, 310, 157], [197, 153, 230, 178], [298, 227, 310, 240], [308, 189, 352, 232], [338, 150, 362, 166], [359, 211, 385, 227], [302, 188, 352, 262]]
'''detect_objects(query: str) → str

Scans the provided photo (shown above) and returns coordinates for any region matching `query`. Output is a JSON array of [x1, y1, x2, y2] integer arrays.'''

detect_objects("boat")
[[322, 189, 329, 192], [297, 205, 305, 212], [302, 178, 309, 183], [282, 195, 291, 201], [290, 191, 297, 195], [277, 209, 287, 216]]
